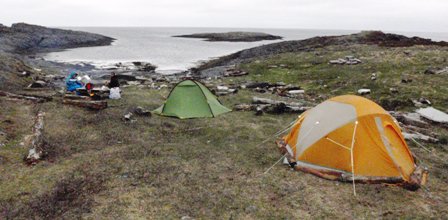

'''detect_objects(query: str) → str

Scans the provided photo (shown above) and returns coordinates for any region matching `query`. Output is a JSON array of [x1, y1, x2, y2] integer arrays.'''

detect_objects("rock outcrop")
[[0, 23, 114, 53], [196, 31, 448, 71]]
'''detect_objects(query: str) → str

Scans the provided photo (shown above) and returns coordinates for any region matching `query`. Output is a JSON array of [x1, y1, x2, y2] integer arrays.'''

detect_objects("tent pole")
[[350, 121, 359, 196]]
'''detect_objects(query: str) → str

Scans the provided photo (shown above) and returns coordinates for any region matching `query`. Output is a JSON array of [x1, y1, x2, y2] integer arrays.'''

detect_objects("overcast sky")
[[1, 0, 447, 32]]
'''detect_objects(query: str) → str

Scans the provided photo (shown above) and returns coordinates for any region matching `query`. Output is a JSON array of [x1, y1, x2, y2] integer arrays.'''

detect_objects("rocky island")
[[173, 31, 283, 42]]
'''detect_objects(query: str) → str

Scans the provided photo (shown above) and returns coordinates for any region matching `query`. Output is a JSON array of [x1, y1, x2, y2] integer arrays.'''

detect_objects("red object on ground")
[[86, 83, 92, 91]]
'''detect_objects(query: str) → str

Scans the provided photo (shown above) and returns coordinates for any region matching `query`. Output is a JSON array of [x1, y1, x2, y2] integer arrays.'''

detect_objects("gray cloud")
[[1, 0, 447, 32]]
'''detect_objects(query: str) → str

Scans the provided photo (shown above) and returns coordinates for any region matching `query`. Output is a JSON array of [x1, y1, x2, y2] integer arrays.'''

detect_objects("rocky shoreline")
[[0, 23, 117, 90], [194, 31, 448, 75], [173, 31, 283, 42], [0, 23, 169, 91], [2, 26, 448, 91]]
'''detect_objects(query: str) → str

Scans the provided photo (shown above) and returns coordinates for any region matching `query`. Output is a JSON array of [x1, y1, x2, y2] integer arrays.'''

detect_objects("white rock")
[[357, 89, 371, 95], [18, 71, 29, 77], [389, 88, 398, 93], [288, 90, 305, 94], [27, 148, 40, 160], [416, 107, 448, 124], [217, 86, 229, 91]]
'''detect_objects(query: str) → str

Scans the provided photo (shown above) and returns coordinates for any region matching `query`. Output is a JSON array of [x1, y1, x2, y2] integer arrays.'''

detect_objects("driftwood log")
[[0, 91, 45, 103], [389, 111, 429, 128], [62, 99, 108, 110], [252, 97, 303, 107], [241, 82, 303, 97], [234, 103, 270, 111], [389, 111, 440, 142], [234, 103, 309, 114], [62, 94, 107, 110], [403, 132, 439, 143], [24, 111, 45, 165], [17, 92, 54, 102], [63, 93, 108, 110], [234, 97, 310, 114], [63, 94, 91, 100], [244, 82, 286, 89], [224, 69, 248, 77]]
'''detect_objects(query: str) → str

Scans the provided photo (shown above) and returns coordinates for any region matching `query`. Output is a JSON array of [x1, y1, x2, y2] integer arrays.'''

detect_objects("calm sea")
[[43, 27, 448, 72]]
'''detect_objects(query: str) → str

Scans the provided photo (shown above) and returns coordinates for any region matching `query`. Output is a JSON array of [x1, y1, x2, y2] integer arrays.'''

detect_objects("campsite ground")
[[1, 43, 448, 218]]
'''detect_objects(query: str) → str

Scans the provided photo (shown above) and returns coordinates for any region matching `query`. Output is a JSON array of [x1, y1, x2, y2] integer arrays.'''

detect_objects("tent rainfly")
[[153, 80, 231, 119], [277, 95, 428, 191]]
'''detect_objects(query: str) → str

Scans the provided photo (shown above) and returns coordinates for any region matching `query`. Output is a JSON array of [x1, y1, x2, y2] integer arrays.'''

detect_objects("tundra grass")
[[1, 44, 447, 219]]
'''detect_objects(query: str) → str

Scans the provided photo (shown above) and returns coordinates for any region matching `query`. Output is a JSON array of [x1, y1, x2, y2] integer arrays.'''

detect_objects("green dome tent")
[[153, 80, 231, 119]]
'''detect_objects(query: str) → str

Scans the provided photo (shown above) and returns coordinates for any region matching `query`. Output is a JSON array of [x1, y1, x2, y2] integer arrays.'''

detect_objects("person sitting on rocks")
[[107, 72, 120, 88], [65, 72, 83, 92], [107, 72, 121, 99]]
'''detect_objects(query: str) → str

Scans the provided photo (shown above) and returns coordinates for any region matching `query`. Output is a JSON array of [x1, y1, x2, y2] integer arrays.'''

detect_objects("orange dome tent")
[[277, 95, 427, 190]]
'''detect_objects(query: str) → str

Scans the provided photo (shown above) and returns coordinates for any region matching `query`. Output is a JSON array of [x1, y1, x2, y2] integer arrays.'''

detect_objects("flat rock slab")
[[416, 107, 448, 124]]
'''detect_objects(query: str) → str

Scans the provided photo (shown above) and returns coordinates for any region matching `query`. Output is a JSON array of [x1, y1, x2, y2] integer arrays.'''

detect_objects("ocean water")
[[43, 27, 448, 72]]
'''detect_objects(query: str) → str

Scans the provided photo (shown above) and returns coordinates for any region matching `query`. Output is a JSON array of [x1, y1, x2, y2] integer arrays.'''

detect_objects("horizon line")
[[3, 22, 448, 34], [55, 26, 448, 35]]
